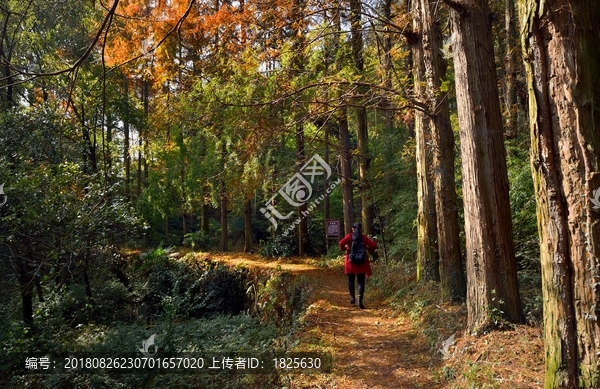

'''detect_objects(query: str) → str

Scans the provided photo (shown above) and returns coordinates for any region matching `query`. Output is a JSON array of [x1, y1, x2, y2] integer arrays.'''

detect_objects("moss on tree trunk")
[[518, 0, 600, 387]]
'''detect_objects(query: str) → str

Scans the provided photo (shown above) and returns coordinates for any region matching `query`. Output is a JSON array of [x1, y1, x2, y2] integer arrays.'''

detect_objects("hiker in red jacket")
[[339, 222, 377, 309]]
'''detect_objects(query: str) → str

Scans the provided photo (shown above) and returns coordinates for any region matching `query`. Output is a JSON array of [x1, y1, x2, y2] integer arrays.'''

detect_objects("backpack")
[[349, 235, 367, 264]]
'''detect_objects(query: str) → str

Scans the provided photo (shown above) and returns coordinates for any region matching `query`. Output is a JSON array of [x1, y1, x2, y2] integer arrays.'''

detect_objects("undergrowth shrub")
[[249, 271, 312, 333], [136, 251, 248, 319], [182, 219, 221, 251], [1, 245, 318, 389], [259, 233, 298, 258]]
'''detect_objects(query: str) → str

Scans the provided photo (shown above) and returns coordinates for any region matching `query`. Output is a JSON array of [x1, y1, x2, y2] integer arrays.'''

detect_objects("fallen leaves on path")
[[208, 253, 442, 389], [205, 253, 544, 389]]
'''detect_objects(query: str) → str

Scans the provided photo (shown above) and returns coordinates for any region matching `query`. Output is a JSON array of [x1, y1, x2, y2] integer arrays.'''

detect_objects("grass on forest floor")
[[371, 260, 544, 389]]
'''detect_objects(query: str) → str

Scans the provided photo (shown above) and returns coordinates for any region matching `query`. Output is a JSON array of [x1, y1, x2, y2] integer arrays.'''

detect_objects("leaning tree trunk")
[[518, 1, 600, 387], [444, 0, 524, 331], [418, 0, 465, 300], [412, 0, 439, 282]]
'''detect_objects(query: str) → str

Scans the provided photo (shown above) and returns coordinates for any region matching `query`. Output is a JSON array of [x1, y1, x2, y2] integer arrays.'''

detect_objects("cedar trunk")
[[504, 0, 518, 136], [418, 0, 466, 300], [350, 0, 375, 236], [518, 1, 600, 387], [338, 111, 355, 234], [296, 123, 309, 256], [412, 1, 439, 282], [446, 0, 524, 331], [334, 0, 354, 234]]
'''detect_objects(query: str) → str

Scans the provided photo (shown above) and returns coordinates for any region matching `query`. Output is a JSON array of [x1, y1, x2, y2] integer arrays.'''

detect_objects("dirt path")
[[211, 254, 441, 389]]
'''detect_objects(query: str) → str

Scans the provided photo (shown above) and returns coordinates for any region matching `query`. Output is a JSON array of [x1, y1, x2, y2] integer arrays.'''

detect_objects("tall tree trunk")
[[20, 278, 33, 327], [12, 255, 34, 327], [80, 98, 98, 175], [334, 0, 354, 234], [137, 131, 142, 198], [202, 200, 210, 234], [504, 0, 518, 137], [350, 0, 375, 236], [0, 20, 14, 108], [220, 142, 228, 252], [143, 80, 150, 189], [418, 0, 465, 300], [243, 198, 253, 253], [179, 133, 188, 237], [137, 80, 149, 199], [338, 111, 355, 234], [106, 112, 113, 170], [290, 0, 309, 255], [324, 125, 331, 220], [123, 77, 131, 200], [445, 0, 524, 331], [296, 123, 309, 256], [381, 0, 394, 133], [412, 1, 439, 282], [518, 1, 600, 387], [199, 138, 210, 234]]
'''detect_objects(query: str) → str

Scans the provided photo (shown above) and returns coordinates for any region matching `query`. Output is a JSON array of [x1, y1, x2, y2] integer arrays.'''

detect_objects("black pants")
[[347, 273, 366, 299]]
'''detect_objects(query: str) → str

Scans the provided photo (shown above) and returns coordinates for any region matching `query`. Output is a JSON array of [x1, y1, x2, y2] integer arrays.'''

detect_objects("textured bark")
[[338, 111, 355, 234], [418, 0, 466, 300], [381, 0, 394, 133], [412, 2, 439, 282], [504, 0, 518, 136], [518, 1, 600, 387], [334, 0, 354, 234], [350, 0, 375, 236], [296, 123, 309, 256], [291, 0, 309, 255], [446, 0, 524, 331]]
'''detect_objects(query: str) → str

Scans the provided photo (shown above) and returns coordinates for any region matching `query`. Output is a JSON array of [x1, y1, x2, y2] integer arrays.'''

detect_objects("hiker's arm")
[[339, 234, 351, 251], [365, 236, 378, 251]]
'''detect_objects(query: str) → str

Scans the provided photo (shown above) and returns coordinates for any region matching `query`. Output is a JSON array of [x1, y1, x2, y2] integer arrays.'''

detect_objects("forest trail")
[[211, 253, 441, 389]]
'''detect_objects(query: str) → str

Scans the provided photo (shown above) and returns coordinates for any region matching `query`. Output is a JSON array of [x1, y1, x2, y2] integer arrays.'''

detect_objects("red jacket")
[[339, 233, 378, 277]]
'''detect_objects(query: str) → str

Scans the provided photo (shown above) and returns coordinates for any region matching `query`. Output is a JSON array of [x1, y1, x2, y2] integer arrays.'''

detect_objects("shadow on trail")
[[211, 254, 441, 388], [295, 265, 442, 389]]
